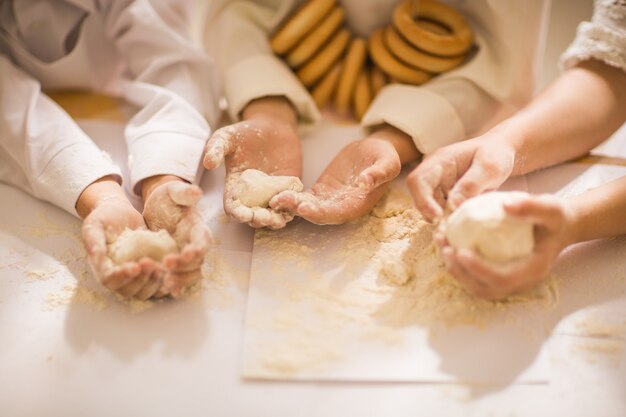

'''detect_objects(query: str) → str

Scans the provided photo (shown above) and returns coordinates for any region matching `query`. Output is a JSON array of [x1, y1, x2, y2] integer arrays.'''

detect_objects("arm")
[[363, 0, 550, 155], [103, 0, 221, 296], [102, 0, 221, 196], [0, 55, 122, 216], [194, 0, 319, 123], [506, 60, 626, 176]]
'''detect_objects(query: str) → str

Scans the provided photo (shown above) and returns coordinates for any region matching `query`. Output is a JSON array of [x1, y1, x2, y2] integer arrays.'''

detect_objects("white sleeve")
[[194, 0, 320, 123], [103, 0, 222, 195], [362, 0, 550, 155], [560, 0, 626, 72], [0, 55, 121, 217]]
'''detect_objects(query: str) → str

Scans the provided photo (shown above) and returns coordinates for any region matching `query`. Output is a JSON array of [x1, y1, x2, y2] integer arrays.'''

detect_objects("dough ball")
[[444, 192, 534, 264], [109, 228, 178, 264], [233, 169, 304, 207]]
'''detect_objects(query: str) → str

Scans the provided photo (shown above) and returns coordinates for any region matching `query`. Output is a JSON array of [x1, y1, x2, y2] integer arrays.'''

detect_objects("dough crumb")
[[108, 228, 178, 264], [230, 169, 303, 207], [443, 191, 534, 264]]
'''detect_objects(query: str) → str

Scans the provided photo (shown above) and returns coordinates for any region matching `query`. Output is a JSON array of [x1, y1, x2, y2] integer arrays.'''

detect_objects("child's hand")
[[82, 198, 164, 300], [270, 138, 401, 225], [407, 135, 515, 222], [203, 97, 302, 229], [142, 180, 210, 298], [439, 194, 574, 300]]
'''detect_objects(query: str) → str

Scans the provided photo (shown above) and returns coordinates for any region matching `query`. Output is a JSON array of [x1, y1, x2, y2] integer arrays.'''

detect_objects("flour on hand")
[[443, 191, 534, 264], [231, 169, 304, 208], [108, 228, 178, 264]]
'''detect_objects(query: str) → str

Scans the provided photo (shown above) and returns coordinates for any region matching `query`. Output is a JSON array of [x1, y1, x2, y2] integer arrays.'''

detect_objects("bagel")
[[384, 26, 464, 73], [334, 38, 366, 114], [297, 28, 350, 87], [392, 0, 472, 57], [368, 28, 432, 85], [369, 65, 388, 96], [311, 60, 343, 109], [286, 7, 345, 68], [271, 0, 336, 55], [353, 70, 372, 121]]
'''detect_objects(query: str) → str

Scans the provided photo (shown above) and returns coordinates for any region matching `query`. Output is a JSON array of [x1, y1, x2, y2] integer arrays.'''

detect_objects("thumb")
[[448, 161, 503, 209], [358, 156, 401, 190], [203, 127, 235, 170], [167, 182, 202, 207]]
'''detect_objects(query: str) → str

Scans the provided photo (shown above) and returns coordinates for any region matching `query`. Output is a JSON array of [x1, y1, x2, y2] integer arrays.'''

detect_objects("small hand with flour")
[[79, 177, 162, 300], [407, 133, 515, 222], [203, 96, 302, 229], [271, 134, 402, 225], [439, 194, 574, 300], [142, 177, 211, 298]]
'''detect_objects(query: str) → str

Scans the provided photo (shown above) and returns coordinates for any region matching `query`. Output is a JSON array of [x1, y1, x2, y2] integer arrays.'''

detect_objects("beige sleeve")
[[363, 0, 550, 155], [193, 0, 320, 123]]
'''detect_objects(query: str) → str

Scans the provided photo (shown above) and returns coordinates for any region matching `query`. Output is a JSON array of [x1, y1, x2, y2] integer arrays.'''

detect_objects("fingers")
[[167, 182, 202, 207], [165, 269, 202, 299], [225, 191, 291, 229], [504, 194, 565, 232], [203, 127, 235, 170], [448, 156, 507, 210], [450, 247, 550, 300], [358, 155, 401, 190], [134, 270, 164, 301], [407, 163, 445, 222], [99, 261, 141, 290], [81, 222, 108, 272], [271, 191, 332, 225]]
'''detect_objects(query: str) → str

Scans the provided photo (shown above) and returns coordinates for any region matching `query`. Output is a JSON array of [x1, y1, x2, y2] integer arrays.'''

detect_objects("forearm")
[[567, 176, 626, 244], [501, 60, 626, 176]]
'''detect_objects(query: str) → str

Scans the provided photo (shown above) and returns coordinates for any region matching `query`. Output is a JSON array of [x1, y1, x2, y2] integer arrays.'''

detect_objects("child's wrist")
[[140, 174, 184, 202], [76, 176, 126, 218], [242, 96, 298, 129], [368, 124, 420, 164]]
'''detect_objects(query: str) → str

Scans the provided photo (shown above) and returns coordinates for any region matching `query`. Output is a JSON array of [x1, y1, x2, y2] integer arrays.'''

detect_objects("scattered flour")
[[246, 185, 558, 377]]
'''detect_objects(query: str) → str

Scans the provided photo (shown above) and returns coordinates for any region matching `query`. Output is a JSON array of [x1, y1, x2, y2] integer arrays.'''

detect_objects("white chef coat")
[[0, 0, 221, 216], [193, 0, 549, 155]]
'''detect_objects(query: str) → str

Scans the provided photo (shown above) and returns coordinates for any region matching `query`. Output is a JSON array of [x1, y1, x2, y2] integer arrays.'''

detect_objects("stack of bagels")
[[270, 0, 474, 120]]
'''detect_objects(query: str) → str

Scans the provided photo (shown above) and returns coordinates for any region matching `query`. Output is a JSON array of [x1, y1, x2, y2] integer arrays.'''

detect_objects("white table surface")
[[1, 118, 625, 417]]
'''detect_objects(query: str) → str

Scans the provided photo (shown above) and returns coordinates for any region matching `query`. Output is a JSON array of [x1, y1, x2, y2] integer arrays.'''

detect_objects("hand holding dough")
[[233, 169, 304, 207], [443, 192, 534, 264], [225, 169, 304, 229], [108, 228, 179, 264]]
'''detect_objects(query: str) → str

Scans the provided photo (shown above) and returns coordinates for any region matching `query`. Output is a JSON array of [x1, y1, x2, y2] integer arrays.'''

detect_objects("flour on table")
[[246, 185, 558, 377], [108, 228, 178, 264], [443, 191, 535, 264], [230, 169, 303, 207]]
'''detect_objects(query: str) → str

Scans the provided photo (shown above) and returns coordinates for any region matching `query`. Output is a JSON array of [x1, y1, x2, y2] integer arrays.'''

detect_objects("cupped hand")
[[82, 198, 163, 300], [407, 136, 516, 223], [438, 194, 574, 300], [143, 181, 211, 298], [203, 99, 302, 229], [270, 137, 401, 225]]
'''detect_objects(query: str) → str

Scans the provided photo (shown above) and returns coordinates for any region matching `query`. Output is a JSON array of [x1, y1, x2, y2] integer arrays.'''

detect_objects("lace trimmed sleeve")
[[560, 0, 626, 72]]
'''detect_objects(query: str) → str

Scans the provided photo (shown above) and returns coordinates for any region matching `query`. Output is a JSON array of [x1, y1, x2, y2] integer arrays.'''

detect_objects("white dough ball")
[[445, 192, 534, 264], [233, 169, 304, 207], [109, 228, 178, 264]]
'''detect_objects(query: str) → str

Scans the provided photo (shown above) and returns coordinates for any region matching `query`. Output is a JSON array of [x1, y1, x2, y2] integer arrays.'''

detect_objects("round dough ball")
[[233, 169, 304, 208], [109, 228, 178, 264], [445, 192, 534, 264]]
